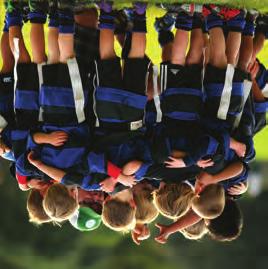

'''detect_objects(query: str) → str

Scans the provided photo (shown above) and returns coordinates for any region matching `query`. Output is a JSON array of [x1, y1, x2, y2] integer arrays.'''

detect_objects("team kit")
[[0, 0, 268, 244]]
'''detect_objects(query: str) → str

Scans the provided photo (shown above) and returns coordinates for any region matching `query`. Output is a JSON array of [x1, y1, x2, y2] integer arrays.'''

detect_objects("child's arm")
[[155, 210, 201, 244], [32, 131, 68, 147], [195, 161, 244, 193], [28, 151, 66, 181], [28, 151, 136, 189]]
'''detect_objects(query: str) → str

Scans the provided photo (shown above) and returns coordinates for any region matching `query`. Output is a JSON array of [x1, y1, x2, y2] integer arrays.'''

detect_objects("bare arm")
[[155, 210, 201, 244], [195, 161, 244, 193], [28, 151, 66, 181]]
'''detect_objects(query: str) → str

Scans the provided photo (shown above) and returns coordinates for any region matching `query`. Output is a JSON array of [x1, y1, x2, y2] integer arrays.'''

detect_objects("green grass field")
[[0, 1, 268, 159]]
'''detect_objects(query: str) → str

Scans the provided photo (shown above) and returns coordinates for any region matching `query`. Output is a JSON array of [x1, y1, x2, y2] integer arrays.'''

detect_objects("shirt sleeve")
[[61, 171, 102, 191]]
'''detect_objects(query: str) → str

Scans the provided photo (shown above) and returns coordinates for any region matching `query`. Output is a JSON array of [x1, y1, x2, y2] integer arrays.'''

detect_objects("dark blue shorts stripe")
[[164, 87, 203, 97], [40, 86, 75, 108], [164, 111, 200, 121], [96, 87, 147, 110], [15, 90, 39, 110]]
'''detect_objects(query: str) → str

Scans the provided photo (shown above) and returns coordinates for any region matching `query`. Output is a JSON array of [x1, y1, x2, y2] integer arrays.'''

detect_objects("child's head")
[[192, 184, 225, 219], [153, 182, 194, 220], [43, 184, 79, 222], [206, 198, 243, 242], [27, 189, 51, 225], [133, 181, 159, 224], [180, 219, 208, 240], [102, 189, 136, 232]]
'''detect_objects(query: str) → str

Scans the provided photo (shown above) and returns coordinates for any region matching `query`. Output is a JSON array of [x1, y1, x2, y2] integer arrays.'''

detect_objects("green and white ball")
[[69, 207, 102, 232]]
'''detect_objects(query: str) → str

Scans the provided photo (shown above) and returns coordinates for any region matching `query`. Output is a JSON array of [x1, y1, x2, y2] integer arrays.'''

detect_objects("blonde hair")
[[134, 188, 159, 224], [27, 189, 51, 225], [102, 199, 136, 232], [43, 184, 79, 222], [153, 183, 194, 220], [192, 184, 225, 219], [180, 219, 208, 240]]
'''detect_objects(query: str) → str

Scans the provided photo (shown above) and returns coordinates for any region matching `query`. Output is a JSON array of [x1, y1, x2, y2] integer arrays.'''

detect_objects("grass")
[[0, 1, 268, 159]]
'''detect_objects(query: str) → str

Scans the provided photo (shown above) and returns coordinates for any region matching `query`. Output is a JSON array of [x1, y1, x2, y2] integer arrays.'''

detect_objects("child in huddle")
[[154, 161, 244, 244], [150, 5, 222, 170], [43, 184, 79, 222], [153, 181, 225, 220], [0, 18, 15, 161], [205, 198, 243, 242], [131, 180, 159, 245], [102, 188, 137, 232], [180, 219, 208, 240], [27, 189, 51, 224]]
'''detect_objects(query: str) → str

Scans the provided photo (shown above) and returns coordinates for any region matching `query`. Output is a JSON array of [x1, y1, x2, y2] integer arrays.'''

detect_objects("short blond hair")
[[192, 184, 225, 219], [43, 184, 79, 222], [27, 189, 51, 225], [180, 219, 208, 240], [102, 199, 136, 232], [153, 183, 194, 220], [134, 188, 159, 224]]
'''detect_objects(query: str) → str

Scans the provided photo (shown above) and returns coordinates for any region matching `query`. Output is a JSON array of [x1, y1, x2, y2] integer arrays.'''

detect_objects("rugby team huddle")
[[0, 0, 267, 245]]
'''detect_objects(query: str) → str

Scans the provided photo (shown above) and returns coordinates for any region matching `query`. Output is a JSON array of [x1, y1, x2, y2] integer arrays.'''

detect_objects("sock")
[[243, 20, 255, 36], [175, 12, 193, 31], [49, 11, 59, 27], [99, 9, 115, 30], [28, 11, 47, 24], [206, 13, 224, 30], [6, 10, 23, 28], [226, 14, 246, 32], [158, 30, 174, 47], [132, 11, 147, 33], [58, 9, 74, 34], [192, 14, 203, 29]]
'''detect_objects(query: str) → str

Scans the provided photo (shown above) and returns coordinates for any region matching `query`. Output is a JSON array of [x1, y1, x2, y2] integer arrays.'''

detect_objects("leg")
[[47, 26, 60, 63], [30, 23, 46, 63], [237, 35, 253, 72], [208, 27, 227, 68], [1, 31, 14, 73], [98, 2, 116, 59], [226, 31, 241, 65], [171, 11, 193, 65], [128, 32, 146, 58], [186, 28, 204, 65], [58, 2, 75, 63], [99, 29, 116, 60]]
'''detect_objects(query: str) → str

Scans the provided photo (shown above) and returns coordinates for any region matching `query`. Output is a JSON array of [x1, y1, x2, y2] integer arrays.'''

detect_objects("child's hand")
[[100, 177, 117, 193], [228, 182, 248, 196], [249, 60, 259, 79], [27, 151, 42, 167], [117, 173, 136, 187], [47, 131, 68, 147], [0, 139, 11, 155], [195, 171, 214, 194], [155, 223, 171, 244], [197, 158, 214, 168], [165, 157, 186, 168], [131, 224, 150, 245]]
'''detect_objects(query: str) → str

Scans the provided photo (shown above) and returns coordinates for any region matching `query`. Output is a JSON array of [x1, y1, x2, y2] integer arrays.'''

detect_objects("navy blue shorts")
[[15, 63, 40, 129], [95, 57, 151, 131], [160, 63, 203, 123]]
